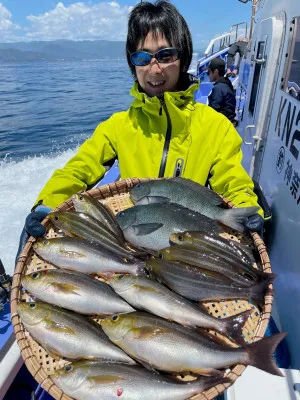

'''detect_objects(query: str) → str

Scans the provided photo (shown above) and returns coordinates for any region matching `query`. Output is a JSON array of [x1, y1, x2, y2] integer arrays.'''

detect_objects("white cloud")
[[25, 2, 133, 41], [0, 3, 22, 41]]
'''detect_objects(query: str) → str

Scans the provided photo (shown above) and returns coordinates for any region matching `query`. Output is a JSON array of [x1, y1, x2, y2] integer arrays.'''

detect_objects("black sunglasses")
[[131, 47, 180, 67]]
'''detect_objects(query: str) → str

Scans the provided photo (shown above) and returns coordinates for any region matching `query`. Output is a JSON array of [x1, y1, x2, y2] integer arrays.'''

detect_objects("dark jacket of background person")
[[227, 40, 248, 72], [208, 77, 236, 123]]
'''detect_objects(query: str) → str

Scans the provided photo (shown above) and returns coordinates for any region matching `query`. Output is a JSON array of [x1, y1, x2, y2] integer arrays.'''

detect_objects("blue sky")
[[0, 1, 252, 49]]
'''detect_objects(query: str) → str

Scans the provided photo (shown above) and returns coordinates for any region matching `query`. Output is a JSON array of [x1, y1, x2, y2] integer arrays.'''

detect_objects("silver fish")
[[158, 245, 271, 287], [116, 203, 223, 251], [130, 178, 260, 232], [110, 274, 250, 345], [146, 258, 274, 305], [22, 269, 135, 315], [169, 231, 256, 266], [52, 360, 230, 400], [17, 301, 135, 363], [48, 211, 140, 260], [33, 237, 145, 277], [101, 312, 286, 377], [72, 193, 124, 239]]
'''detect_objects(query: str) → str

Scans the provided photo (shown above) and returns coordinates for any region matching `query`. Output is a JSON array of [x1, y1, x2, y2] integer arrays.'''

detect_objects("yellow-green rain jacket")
[[36, 75, 262, 216]]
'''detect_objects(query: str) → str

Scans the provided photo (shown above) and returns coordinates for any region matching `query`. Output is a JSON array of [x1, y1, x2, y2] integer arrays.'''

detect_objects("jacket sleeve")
[[209, 119, 264, 217], [34, 116, 118, 209]]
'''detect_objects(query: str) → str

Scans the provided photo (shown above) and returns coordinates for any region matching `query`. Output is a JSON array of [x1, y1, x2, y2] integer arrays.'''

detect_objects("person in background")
[[207, 58, 237, 125], [226, 37, 248, 76], [16, 1, 264, 262]]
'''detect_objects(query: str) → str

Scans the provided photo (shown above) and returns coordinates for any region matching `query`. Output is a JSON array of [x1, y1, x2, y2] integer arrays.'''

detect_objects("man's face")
[[208, 68, 219, 82], [135, 32, 181, 98]]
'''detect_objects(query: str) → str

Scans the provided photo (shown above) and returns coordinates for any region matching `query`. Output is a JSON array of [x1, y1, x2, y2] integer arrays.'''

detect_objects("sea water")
[[0, 59, 133, 276]]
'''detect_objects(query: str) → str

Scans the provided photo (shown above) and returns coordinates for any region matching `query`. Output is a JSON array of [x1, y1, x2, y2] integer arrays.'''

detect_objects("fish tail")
[[255, 271, 277, 282], [221, 206, 260, 232], [221, 310, 252, 345], [247, 332, 287, 376], [192, 375, 232, 394], [249, 274, 275, 306]]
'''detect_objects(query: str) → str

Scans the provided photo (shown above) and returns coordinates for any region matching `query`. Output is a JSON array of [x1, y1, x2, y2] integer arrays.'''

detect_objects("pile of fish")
[[18, 178, 286, 400]]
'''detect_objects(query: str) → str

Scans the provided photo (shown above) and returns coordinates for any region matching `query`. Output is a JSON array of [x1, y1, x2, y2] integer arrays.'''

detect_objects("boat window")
[[248, 41, 265, 115], [284, 18, 300, 101]]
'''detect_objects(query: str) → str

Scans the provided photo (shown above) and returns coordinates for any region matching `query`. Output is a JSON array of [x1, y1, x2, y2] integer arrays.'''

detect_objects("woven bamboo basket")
[[11, 178, 273, 400]]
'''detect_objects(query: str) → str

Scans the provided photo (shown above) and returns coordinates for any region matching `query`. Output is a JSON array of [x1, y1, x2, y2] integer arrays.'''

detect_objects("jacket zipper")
[[173, 158, 184, 177], [158, 94, 172, 177]]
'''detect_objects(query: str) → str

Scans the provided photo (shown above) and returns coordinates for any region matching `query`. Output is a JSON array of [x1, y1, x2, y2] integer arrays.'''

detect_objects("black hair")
[[126, 1, 193, 78], [211, 67, 226, 77]]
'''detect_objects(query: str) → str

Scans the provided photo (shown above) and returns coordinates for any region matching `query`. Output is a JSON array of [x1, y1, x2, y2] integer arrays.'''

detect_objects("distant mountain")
[[0, 40, 126, 62]]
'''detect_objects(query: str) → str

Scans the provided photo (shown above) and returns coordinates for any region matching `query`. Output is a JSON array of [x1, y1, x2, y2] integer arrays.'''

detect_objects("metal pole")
[[248, 0, 259, 49]]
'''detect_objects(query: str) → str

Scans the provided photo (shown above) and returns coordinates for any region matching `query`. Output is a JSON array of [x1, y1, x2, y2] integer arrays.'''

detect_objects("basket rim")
[[11, 177, 273, 400]]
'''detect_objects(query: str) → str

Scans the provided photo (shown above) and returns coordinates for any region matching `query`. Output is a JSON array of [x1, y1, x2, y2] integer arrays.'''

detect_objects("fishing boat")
[[1, 0, 299, 398]]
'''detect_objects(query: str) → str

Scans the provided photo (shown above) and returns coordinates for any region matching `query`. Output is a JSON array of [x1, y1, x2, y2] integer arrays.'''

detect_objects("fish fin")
[[137, 359, 159, 373], [191, 367, 224, 377], [247, 332, 287, 376], [129, 326, 169, 340], [170, 178, 225, 206], [143, 196, 171, 204], [249, 274, 276, 306], [44, 317, 77, 335], [221, 310, 252, 345], [133, 223, 163, 236], [51, 283, 80, 295], [220, 206, 260, 232]]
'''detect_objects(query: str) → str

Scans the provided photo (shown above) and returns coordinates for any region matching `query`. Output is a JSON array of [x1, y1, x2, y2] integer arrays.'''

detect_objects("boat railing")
[[204, 21, 248, 57]]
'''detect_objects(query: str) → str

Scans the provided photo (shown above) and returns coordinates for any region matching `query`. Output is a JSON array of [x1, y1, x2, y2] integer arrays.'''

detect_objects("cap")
[[207, 58, 226, 71]]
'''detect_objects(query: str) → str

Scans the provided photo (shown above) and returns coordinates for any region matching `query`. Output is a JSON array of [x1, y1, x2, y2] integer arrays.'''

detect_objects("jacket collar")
[[130, 73, 200, 112]]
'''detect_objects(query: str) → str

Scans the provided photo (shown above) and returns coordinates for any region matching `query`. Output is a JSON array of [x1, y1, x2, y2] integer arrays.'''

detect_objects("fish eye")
[[43, 240, 49, 245], [29, 303, 36, 309], [177, 234, 183, 241], [118, 275, 124, 279], [65, 365, 73, 372], [32, 273, 40, 279], [54, 216, 59, 221], [112, 315, 119, 322], [158, 253, 163, 259], [79, 195, 84, 200], [119, 212, 125, 218]]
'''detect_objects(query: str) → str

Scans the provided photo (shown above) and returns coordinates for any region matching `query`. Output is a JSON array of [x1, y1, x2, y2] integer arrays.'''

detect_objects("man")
[[226, 37, 248, 76], [207, 58, 236, 124]]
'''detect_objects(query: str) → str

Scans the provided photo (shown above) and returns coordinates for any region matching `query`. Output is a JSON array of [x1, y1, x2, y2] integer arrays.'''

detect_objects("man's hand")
[[245, 213, 264, 234], [15, 205, 51, 266]]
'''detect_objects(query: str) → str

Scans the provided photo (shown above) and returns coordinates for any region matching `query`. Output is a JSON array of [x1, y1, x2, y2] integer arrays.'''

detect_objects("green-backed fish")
[[17, 301, 135, 363], [101, 312, 286, 377], [72, 193, 124, 239], [110, 274, 251, 345], [116, 203, 223, 251], [48, 211, 142, 260], [158, 245, 272, 287], [146, 258, 274, 305], [130, 178, 260, 232], [22, 269, 135, 315], [33, 237, 145, 277], [52, 360, 230, 400]]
